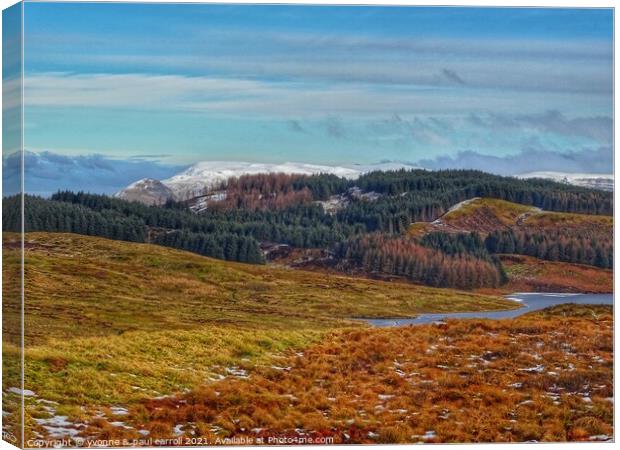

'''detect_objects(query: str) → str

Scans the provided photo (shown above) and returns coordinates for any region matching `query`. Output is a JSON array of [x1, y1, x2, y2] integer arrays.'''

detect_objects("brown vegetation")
[[81, 304, 613, 444], [409, 198, 612, 237], [337, 234, 503, 290], [493, 255, 613, 294], [209, 173, 313, 211]]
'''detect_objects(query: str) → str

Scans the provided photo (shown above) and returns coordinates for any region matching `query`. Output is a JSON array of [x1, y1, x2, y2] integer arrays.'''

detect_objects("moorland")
[[2, 168, 614, 444]]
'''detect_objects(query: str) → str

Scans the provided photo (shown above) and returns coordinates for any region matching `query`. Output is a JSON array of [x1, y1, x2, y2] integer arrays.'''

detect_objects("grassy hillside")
[[407, 198, 613, 293], [2, 232, 515, 443], [496, 255, 613, 294], [409, 198, 613, 236], [6, 232, 514, 343]]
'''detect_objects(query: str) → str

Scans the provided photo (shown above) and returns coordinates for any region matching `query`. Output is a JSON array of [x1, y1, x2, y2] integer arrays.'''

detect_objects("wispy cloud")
[[287, 120, 306, 133], [20, 6, 612, 175], [25, 30, 612, 95], [442, 68, 466, 85], [419, 146, 613, 176], [24, 72, 612, 119], [467, 111, 612, 145], [322, 116, 346, 139]]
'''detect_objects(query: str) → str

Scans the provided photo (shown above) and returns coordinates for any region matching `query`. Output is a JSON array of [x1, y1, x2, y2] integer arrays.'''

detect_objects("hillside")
[[2, 231, 516, 443], [118, 161, 420, 203], [518, 171, 613, 192], [409, 197, 613, 236], [8, 232, 513, 343], [2, 233, 611, 444], [492, 255, 612, 294], [405, 198, 613, 292]]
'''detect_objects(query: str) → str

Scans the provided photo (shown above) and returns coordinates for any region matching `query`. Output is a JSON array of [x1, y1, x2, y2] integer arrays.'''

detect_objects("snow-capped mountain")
[[117, 160, 421, 203], [114, 178, 177, 205], [517, 171, 614, 192]]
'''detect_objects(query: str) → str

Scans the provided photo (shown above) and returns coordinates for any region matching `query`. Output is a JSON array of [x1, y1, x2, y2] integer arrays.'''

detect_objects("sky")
[[5, 3, 615, 194]]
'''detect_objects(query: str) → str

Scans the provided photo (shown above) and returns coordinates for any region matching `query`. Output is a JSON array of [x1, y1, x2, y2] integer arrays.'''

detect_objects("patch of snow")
[[128, 160, 423, 201], [517, 171, 613, 192], [446, 197, 481, 214], [423, 431, 437, 440], [7, 387, 36, 397], [110, 406, 129, 416], [519, 364, 545, 373], [110, 421, 127, 428], [589, 434, 611, 441], [225, 366, 249, 378], [34, 416, 81, 438]]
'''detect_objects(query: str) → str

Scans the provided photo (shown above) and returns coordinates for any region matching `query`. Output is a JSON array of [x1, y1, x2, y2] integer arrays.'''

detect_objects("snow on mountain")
[[159, 161, 421, 201], [517, 171, 614, 192], [114, 178, 176, 205]]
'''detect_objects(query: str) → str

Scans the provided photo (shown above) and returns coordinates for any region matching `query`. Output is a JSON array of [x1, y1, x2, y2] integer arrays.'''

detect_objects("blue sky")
[[14, 3, 614, 189]]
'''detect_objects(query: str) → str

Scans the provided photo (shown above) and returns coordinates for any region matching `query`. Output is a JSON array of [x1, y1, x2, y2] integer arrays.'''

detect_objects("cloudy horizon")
[[4, 4, 614, 194]]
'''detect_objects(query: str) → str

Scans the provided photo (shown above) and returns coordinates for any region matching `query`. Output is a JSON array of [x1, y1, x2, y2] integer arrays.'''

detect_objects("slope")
[[409, 197, 612, 236], [2, 231, 515, 441]]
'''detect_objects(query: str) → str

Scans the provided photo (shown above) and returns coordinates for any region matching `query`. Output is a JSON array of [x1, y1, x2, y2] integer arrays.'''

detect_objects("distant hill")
[[116, 161, 421, 203], [114, 178, 177, 205], [406, 197, 612, 291], [518, 171, 613, 192], [498, 254, 612, 294], [409, 197, 612, 236]]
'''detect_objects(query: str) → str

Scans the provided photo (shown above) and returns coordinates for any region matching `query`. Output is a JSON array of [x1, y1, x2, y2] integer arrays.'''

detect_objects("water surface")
[[363, 293, 613, 327]]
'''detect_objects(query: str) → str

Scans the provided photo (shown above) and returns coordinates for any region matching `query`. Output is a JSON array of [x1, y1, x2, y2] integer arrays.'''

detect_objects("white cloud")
[[23, 71, 610, 119], [27, 28, 612, 95], [418, 146, 613, 176]]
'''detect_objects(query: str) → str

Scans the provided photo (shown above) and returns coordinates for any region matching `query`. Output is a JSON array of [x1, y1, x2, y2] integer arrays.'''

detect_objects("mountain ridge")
[[114, 160, 614, 205], [116, 160, 422, 203]]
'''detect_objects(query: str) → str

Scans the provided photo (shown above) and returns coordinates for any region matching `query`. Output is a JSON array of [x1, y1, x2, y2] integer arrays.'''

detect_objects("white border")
[[0, 1, 616, 450]]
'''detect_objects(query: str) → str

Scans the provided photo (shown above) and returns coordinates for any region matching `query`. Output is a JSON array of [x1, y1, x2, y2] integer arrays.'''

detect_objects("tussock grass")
[[2, 232, 516, 443], [85, 304, 612, 444], [496, 254, 612, 294]]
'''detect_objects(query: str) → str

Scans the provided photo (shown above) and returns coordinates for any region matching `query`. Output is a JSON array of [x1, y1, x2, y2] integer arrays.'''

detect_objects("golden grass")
[[408, 197, 613, 236], [444, 198, 535, 224], [495, 254, 613, 294], [80, 304, 613, 444], [2, 232, 517, 444], [5, 232, 513, 346]]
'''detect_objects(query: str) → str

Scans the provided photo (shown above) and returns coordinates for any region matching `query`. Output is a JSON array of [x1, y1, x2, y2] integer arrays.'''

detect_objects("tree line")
[[208, 173, 313, 211], [2, 195, 264, 264], [2, 168, 612, 283], [336, 234, 505, 290], [485, 229, 613, 269]]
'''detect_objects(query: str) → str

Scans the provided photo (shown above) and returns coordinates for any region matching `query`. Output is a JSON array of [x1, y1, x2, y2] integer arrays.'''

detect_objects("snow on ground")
[[120, 161, 421, 202], [446, 197, 481, 214], [517, 172, 613, 191], [7, 387, 36, 396]]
